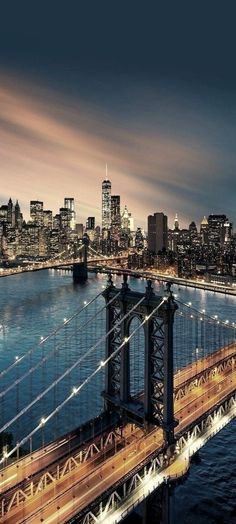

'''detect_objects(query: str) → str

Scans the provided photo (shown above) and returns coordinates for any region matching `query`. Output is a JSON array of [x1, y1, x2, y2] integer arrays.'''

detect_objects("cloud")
[[0, 72, 235, 229]]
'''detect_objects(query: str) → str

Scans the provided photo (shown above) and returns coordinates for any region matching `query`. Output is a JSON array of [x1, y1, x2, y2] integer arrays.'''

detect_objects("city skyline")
[[0, 6, 235, 523], [1, 71, 236, 230], [1, 185, 234, 233], [0, 4, 236, 230]]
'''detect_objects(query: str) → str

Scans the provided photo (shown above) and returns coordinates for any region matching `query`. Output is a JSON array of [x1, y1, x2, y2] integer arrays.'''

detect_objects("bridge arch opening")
[[128, 315, 145, 398]]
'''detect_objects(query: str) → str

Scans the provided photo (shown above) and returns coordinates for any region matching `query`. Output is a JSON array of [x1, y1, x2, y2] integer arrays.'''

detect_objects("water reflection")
[[0, 271, 235, 522]]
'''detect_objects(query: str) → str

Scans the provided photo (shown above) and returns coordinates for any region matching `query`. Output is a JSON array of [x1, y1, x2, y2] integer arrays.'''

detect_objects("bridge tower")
[[102, 275, 178, 447], [73, 234, 89, 283]]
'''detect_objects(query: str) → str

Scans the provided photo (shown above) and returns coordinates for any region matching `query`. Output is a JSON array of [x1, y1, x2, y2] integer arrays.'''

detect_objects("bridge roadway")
[[0, 347, 235, 523], [0, 257, 127, 278], [1, 256, 236, 296], [1, 341, 235, 493]]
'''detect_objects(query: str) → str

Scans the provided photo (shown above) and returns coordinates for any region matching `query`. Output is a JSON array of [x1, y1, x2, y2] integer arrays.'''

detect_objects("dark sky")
[[0, 2, 236, 228]]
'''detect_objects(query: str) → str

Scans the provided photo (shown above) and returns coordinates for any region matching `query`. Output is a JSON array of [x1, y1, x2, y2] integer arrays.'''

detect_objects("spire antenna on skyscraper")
[[106, 163, 108, 180]]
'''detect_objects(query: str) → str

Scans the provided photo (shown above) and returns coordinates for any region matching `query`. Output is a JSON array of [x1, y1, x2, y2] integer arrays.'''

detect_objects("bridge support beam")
[[73, 234, 89, 283], [162, 292, 178, 446], [102, 275, 178, 446]]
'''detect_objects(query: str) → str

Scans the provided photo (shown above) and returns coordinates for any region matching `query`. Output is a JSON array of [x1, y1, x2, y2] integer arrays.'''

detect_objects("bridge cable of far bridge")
[[88, 245, 107, 259], [0, 293, 167, 465]]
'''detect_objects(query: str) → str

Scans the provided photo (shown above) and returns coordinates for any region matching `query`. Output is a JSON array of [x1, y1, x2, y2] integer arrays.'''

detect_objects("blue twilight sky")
[[0, 2, 235, 229]]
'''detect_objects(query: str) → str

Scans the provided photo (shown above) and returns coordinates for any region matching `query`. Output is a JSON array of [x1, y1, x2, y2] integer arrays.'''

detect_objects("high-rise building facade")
[[102, 179, 111, 229], [60, 207, 72, 230], [14, 200, 23, 230], [200, 216, 208, 244], [111, 195, 121, 227], [43, 210, 53, 230], [64, 198, 76, 230], [86, 217, 95, 230], [148, 212, 168, 253], [121, 205, 130, 231], [174, 213, 179, 230], [30, 201, 44, 227], [7, 198, 13, 225], [208, 214, 227, 246]]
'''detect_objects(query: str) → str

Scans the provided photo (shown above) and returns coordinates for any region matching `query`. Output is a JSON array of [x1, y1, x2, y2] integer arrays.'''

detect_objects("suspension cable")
[[0, 291, 121, 432], [0, 291, 119, 401], [1, 296, 166, 464], [176, 298, 236, 330], [0, 290, 104, 380], [0, 292, 120, 412]]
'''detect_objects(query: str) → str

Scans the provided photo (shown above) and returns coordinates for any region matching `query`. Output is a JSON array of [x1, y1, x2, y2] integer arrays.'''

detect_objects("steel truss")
[[175, 353, 235, 400], [0, 428, 123, 517], [73, 392, 236, 524], [102, 277, 178, 442]]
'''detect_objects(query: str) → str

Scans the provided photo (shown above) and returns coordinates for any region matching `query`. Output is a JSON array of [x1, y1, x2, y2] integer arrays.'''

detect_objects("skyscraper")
[[200, 216, 208, 244], [60, 207, 72, 230], [64, 198, 76, 230], [111, 195, 121, 227], [7, 198, 13, 225], [86, 217, 95, 230], [174, 213, 179, 230], [14, 200, 23, 229], [30, 201, 44, 227], [148, 212, 168, 253], [43, 210, 53, 230], [102, 176, 111, 229], [208, 214, 227, 246]]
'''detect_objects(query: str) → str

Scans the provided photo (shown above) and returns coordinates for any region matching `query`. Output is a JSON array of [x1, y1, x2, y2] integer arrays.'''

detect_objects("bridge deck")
[[174, 341, 236, 389], [0, 352, 235, 524]]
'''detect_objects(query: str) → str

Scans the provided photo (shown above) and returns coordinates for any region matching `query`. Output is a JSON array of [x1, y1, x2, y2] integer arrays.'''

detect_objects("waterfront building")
[[148, 212, 168, 254], [21, 224, 40, 258]]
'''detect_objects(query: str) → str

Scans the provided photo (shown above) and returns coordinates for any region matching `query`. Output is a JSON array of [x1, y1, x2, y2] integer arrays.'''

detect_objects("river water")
[[0, 270, 235, 523]]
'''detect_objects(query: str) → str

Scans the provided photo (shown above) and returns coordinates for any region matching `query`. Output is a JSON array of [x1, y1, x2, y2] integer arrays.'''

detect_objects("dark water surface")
[[0, 270, 235, 523]]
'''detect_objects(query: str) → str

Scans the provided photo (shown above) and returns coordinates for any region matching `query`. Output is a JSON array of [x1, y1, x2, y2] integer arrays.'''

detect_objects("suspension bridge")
[[0, 241, 127, 281], [0, 276, 235, 523]]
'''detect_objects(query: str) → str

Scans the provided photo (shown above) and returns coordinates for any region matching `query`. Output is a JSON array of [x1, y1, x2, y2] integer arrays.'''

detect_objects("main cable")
[[0, 290, 104, 379], [0, 291, 121, 430], [1, 296, 166, 464]]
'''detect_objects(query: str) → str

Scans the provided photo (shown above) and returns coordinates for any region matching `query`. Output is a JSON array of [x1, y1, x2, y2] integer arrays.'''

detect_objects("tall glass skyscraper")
[[30, 200, 44, 227], [102, 179, 111, 229], [64, 198, 76, 230]]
